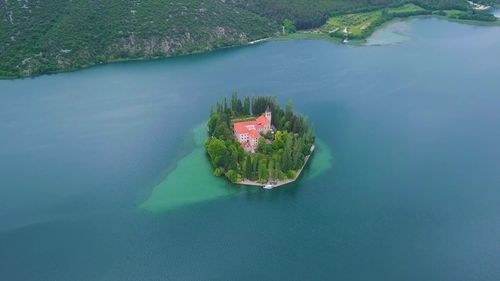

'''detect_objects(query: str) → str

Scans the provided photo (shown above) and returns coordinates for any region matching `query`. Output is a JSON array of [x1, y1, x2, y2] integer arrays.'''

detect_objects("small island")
[[205, 94, 315, 188]]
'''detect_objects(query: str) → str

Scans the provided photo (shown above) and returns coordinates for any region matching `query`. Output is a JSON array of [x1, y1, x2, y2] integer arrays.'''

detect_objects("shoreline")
[[237, 144, 316, 189], [0, 40, 263, 80], [248, 37, 271, 45], [2, 14, 500, 80]]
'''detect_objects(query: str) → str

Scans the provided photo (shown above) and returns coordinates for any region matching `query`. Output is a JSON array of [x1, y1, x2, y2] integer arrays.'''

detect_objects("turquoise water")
[[2, 18, 500, 280]]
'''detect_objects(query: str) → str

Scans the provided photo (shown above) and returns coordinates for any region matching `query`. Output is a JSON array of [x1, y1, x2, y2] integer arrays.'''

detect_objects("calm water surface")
[[1, 18, 500, 280]]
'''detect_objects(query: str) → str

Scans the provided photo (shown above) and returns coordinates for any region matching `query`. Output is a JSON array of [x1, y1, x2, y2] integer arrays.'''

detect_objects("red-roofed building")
[[234, 107, 272, 152]]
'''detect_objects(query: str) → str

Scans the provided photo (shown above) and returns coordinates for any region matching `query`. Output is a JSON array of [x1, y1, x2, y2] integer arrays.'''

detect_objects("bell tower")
[[264, 106, 272, 123]]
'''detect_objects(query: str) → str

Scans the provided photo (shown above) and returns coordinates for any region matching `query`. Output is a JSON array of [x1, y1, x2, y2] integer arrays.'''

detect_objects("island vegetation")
[[205, 94, 315, 185], [1, 0, 498, 78]]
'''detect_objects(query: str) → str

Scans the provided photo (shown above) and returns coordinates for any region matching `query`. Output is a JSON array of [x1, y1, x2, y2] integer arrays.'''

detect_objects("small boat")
[[263, 184, 274, 190], [342, 38, 349, 44]]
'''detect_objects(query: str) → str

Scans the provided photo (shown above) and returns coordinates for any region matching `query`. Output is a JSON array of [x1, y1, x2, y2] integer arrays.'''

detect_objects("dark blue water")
[[1, 18, 500, 280]]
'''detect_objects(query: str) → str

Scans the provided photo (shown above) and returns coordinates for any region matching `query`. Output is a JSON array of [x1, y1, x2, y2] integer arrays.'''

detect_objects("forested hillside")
[[233, 0, 475, 28], [0, 0, 490, 78], [232, 0, 402, 29], [0, 0, 277, 77]]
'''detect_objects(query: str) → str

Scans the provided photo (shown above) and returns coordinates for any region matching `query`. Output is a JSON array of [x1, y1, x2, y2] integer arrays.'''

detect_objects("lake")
[[1, 18, 500, 281]]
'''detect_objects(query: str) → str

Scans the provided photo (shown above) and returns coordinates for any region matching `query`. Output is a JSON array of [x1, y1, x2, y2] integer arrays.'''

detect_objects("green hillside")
[[0, 0, 278, 77], [0, 0, 493, 78], [232, 0, 402, 29]]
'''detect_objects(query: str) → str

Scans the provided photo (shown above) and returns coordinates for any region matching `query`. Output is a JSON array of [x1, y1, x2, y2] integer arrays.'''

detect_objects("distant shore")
[[2, 12, 499, 80]]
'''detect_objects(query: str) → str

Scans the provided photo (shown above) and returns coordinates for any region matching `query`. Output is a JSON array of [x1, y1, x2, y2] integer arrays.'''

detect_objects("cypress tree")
[[275, 158, 281, 179], [268, 159, 275, 181], [243, 97, 250, 115], [282, 134, 293, 171], [258, 159, 268, 183], [252, 155, 259, 180], [245, 155, 252, 179], [292, 134, 303, 169]]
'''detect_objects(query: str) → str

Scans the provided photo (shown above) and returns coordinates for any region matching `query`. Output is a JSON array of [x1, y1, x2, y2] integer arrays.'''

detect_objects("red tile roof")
[[234, 114, 270, 137], [249, 130, 261, 138], [234, 121, 254, 135], [256, 115, 269, 125]]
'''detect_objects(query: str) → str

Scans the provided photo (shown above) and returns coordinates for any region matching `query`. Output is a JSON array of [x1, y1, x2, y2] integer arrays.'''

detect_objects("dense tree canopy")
[[0, 0, 278, 77]]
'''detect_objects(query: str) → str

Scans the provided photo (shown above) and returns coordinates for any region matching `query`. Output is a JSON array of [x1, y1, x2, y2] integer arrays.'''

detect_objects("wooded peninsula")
[[205, 95, 315, 187]]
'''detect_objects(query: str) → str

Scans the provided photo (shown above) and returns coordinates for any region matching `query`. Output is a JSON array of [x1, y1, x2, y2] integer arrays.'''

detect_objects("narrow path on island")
[[140, 124, 333, 212]]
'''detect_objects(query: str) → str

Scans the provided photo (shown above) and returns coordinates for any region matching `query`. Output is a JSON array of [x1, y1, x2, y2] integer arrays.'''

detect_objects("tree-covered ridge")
[[205, 94, 315, 184], [1, 0, 497, 78], [232, 0, 487, 29], [232, 0, 404, 29], [0, 0, 278, 77]]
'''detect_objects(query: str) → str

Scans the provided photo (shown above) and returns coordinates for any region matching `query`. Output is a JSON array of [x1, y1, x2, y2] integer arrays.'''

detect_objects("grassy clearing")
[[388, 3, 427, 14], [322, 4, 430, 39], [445, 9, 467, 17], [231, 116, 258, 123], [323, 10, 382, 38]]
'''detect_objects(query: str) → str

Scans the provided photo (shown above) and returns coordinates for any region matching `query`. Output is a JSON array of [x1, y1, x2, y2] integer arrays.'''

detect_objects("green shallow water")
[[140, 125, 236, 211], [141, 124, 332, 212]]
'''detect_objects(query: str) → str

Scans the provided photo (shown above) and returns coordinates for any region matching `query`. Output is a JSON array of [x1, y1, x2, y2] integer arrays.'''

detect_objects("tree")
[[214, 167, 225, 177], [245, 155, 252, 179], [262, 131, 273, 139], [285, 100, 294, 119], [258, 158, 268, 183], [243, 97, 251, 115], [213, 118, 232, 139], [274, 159, 282, 180], [292, 118, 304, 135], [207, 113, 219, 136], [229, 146, 239, 170], [223, 97, 228, 113], [292, 135, 304, 170], [226, 170, 240, 183], [273, 130, 287, 150], [231, 92, 238, 113], [307, 124, 315, 144], [283, 19, 297, 34], [206, 137, 227, 167], [252, 155, 259, 180], [257, 137, 267, 153], [268, 159, 275, 181], [281, 133, 293, 171]]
